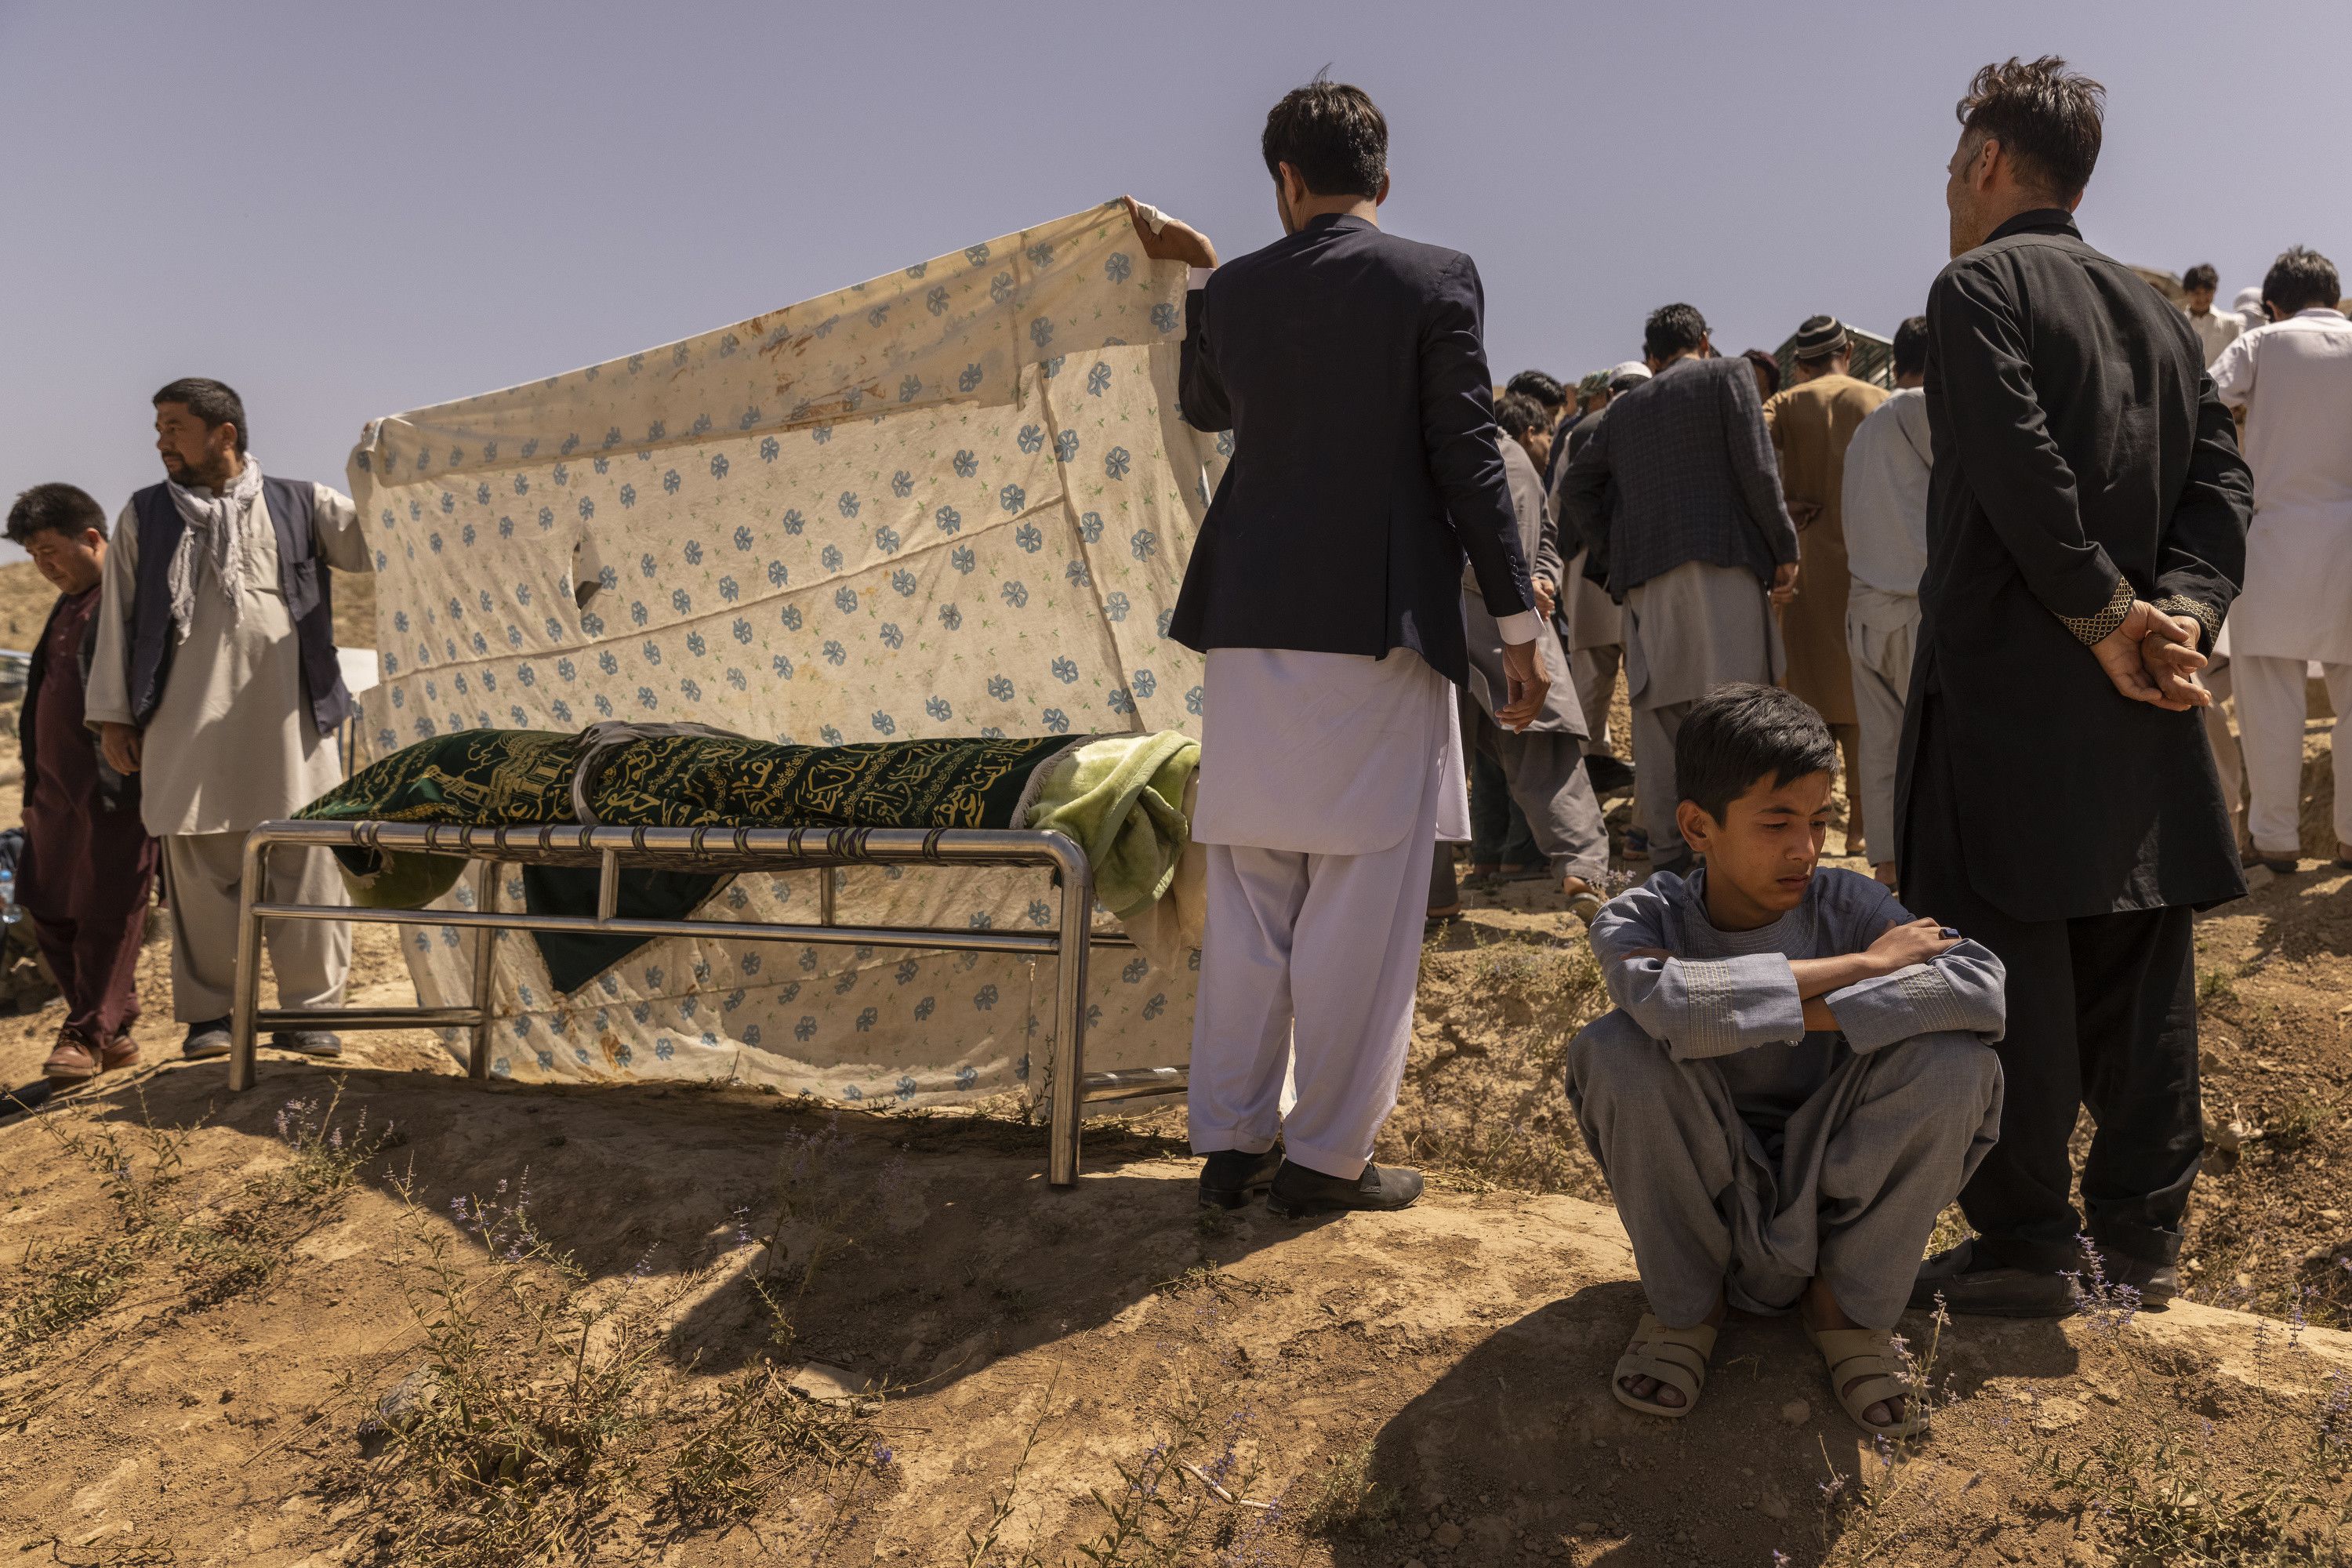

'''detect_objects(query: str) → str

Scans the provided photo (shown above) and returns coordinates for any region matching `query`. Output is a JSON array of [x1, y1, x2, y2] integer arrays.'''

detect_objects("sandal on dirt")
[[1806, 1325, 1926, 1439], [1611, 1313, 1717, 1419]]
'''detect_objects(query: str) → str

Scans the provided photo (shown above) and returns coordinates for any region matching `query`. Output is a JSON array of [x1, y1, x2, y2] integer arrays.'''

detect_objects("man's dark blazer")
[[1896, 209, 2253, 922], [1168, 212, 1533, 687]]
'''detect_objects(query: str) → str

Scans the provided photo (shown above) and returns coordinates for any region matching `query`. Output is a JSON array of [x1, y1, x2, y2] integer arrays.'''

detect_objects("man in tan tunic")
[[1765, 317, 1886, 860], [87, 379, 371, 1060]]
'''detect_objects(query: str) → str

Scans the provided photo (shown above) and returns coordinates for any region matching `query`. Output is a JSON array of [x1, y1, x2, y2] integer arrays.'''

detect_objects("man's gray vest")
[[126, 477, 351, 736]]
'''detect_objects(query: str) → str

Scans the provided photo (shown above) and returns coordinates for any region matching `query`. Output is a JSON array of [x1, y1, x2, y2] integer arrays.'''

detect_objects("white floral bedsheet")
[[344, 201, 1225, 1108]]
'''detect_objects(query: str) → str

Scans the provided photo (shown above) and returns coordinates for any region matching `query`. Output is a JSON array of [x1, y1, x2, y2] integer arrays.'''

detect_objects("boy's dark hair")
[[5, 482, 107, 546], [154, 376, 250, 454], [1738, 347, 1781, 398], [1494, 391, 1548, 441], [1955, 56, 2105, 202], [1644, 303, 1708, 361], [1675, 684, 1839, 822], [2262, 246, 2340, 318], [1261, 78, 1387, 200], [1504, 369, 1566, 412], [1893, 314, 1930, 378], [2182, 263, 2220, 293]]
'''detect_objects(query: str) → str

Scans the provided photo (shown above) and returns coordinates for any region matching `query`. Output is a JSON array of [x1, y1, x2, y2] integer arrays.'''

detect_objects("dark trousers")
[[31, 897, 154, 1044], [1904, 703, 2203, 1271]]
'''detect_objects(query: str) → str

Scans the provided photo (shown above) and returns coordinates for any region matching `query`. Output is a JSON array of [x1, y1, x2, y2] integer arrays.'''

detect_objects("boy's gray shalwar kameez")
[[1567, 868, 2005, 1328]]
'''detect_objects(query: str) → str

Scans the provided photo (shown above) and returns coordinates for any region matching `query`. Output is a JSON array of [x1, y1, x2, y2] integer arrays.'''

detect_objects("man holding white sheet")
[[1125, 77, 1547, 1218]]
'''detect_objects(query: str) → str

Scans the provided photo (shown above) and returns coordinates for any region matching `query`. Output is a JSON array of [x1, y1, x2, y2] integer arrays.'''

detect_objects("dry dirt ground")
[[0, 559, 2348, 1566]]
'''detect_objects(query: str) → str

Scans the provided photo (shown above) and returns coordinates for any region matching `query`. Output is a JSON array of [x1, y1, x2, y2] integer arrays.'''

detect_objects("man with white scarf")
[[86, 379, 371, 1060]]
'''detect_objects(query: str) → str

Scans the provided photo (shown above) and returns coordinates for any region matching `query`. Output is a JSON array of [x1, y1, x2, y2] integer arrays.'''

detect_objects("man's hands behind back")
[[2091, 598, 2209, 711]]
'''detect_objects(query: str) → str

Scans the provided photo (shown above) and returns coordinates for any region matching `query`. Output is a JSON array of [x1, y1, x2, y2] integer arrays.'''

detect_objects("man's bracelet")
[[2056, 577, 2134, 648]]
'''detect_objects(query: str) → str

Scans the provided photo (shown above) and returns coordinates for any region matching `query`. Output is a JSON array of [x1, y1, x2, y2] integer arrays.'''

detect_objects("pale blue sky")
[[2, 0, 2342, 569]]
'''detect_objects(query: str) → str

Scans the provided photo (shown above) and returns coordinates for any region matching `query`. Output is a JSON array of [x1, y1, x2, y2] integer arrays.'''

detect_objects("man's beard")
[[162, 449, 226, 489]]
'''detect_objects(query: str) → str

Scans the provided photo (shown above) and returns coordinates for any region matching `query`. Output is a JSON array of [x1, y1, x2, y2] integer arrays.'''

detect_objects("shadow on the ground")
[[50, 1055, 1269, 1393], [1351, 1281, 2081, 1566]]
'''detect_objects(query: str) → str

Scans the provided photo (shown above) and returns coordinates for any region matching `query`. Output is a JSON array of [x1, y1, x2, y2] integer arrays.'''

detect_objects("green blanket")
[[1024, 731, 1198, 920], [299, 727, 1087, 990]]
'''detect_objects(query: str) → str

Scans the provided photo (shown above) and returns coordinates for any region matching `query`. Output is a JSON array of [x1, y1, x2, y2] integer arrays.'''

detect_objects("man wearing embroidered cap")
[[1764, 315, 1887, 861]]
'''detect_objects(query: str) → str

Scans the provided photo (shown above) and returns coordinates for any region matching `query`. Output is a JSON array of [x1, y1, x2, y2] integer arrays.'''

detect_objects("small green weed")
[[1294, 1439, 1400, 1541]]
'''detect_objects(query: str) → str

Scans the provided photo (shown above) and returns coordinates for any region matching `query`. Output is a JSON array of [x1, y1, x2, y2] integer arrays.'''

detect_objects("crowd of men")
[[9, 378, 364, 1083], [1455, 310, 1938, 899], [1465, 234, 2349, 908]]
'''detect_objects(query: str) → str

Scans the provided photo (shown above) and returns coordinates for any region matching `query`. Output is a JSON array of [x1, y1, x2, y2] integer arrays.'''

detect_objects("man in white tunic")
[[1126, 79, 1548, 1218], [1838, 316, 1932, 887], [2180, 263, 2241, 366], [2209, 248, 2352, 870], [87, 379, 371, 1058]]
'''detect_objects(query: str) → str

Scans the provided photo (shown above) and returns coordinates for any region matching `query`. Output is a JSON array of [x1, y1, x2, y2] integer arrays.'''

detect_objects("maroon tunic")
[[19, 586, 159, 1042]]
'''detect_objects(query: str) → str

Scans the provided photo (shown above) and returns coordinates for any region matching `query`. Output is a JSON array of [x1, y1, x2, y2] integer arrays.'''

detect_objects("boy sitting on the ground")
[[1566, 684, 2005, 1438]]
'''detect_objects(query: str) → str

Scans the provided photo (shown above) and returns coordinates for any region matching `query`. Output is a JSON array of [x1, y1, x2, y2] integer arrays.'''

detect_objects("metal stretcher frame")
[[225, 818, 1188, 1185]]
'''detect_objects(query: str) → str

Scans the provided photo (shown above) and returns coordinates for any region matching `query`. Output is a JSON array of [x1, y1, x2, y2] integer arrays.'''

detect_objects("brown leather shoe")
[[42, 1033, 103, 1083], [100, 1033, 142, 1073]]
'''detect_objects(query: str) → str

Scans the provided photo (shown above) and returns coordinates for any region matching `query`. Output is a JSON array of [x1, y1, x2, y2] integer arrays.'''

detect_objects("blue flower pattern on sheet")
[[348, 201, 1208, 1102]]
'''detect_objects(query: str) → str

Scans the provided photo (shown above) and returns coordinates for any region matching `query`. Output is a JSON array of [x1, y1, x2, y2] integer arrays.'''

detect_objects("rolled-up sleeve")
[[313, 485, 372, 572], [1823, 938, 2008, 1052]]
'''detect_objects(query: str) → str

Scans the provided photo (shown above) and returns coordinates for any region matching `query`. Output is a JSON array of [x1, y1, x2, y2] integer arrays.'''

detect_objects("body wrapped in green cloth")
[[298, 724, 1201, 989]]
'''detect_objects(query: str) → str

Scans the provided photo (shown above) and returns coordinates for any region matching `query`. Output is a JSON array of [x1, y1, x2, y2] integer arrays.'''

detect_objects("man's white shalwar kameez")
[[85, 475, 369, 1022], [1185, 644, 1469, 1179], [2209, 307, 2352, 855]]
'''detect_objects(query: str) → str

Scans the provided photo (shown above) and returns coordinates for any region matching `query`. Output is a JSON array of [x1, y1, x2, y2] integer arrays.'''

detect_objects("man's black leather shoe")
[[1907, 1238, 2081, 1318], [2097, 1248, 2179, 1308], [1197, 1146, 1283, 1210], [181, 1018, 232, 1061], [1266, 1159, 1424, 1218]]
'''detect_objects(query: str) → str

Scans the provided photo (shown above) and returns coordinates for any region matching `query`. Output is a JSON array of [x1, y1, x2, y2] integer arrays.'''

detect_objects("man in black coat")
[[1900, 57, 2252, 1316], [1124, 79, 1548, 1218]]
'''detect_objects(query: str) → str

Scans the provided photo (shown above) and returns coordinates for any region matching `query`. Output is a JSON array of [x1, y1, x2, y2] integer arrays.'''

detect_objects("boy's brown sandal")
[[1611, 1312, 1717, 1419]]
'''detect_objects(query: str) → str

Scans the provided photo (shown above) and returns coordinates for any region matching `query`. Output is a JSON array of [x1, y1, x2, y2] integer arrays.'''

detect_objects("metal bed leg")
[[227, 835, 270, 1092], [1046, 853, 1094, 1188], [467, 862, 499, 1080]]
